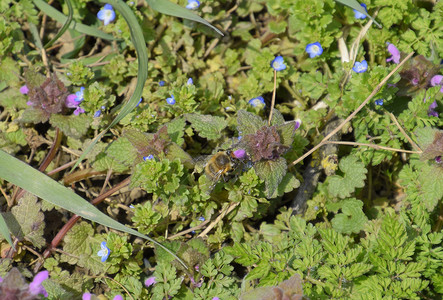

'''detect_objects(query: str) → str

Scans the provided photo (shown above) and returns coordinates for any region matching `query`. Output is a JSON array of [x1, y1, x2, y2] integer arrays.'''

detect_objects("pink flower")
[[145, 276, 156, 287], [386, 43, 400, 64], [28, 270, 49, 297], [20, 85, 29, 94], [430, 75, 443, 93]]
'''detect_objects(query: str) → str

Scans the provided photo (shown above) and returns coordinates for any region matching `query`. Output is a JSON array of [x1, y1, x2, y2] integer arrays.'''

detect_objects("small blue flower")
[[136, 98, 143, 107], [352, 60, 368, 73], [75, 87, 85, 102], [97, 241, 110, 262], [375, 99, 384, 106], [198, 216, 205, 221], [166, 94, 176, 105], [143, 155, 154, 161], [187, 78, 194, 85], [186, 0, 200, 9], [97, 4, 116, 26], [159, 80, 165, 86], [94, 110, 102, 117], [353, 3, 367, 19], [305, 42, 323, 58], [270, 56, 286, 71], [248, 96, 265, 108]]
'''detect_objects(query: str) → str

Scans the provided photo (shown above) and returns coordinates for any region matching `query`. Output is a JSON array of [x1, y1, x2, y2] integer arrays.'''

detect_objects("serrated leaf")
[[270, 109, 285, 126], [276, 121, 297, 147], [93, 137, 136, 172], [330, 198, 368, 234], [416, 128, 443, 160], [49, 114, 91, 139], [268, 20, 287, 34], [244, 261, 271, 281], [185, 113, 227, 140], [328, 155, 367, 198], [275, 172, 300, 198], [61, 222, 107, 275], [18, 108, 47, 123], [167, 117, 186, 146], [254, 157, 287, 198], [418, 165, 443, 211], [237, 110, 267, 135], [8, 194, 45, 248]]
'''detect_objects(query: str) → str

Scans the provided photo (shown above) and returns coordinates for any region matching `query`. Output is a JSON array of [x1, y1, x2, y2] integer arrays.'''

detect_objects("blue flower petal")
[[248, 96, 265, 108], [352, 60, 368, 73], [97, 5, 116, 25], [186, 0, 200, 9], [97, 241, 110, 262], [166, 94, 176, 105], [305, 42, 323, 58], [353, 3, 367, 19], [271, 56, 286, 71]]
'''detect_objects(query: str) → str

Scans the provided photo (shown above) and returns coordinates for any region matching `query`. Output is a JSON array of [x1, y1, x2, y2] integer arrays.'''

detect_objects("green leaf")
[[49, 114, 92, 139], [254, 157, 287, 198], [0, 213, 13, 246], [32, 0, 116, 40], [334, 0, 381, 27], [329, 198, 368, 234], [244, 261, 271, 281], [6, 194, 45, 248], [268, 20, 287, 34], [167, 117, 186, 146], [73, 0, 148, 171], [146, 0, 223, 36], [0, 150, 187, 269], [237, 110, 267, 136], [60, 222, 106, 275], [186, 113, 228, 140], [93, 138, 136, 172], [328, 155, 367, 198], [418, 164, 443, 211], [276, 121, 297, 147]]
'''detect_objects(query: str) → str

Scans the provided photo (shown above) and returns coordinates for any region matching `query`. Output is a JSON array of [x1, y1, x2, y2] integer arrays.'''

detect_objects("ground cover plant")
[[0, 0, 442, 299]]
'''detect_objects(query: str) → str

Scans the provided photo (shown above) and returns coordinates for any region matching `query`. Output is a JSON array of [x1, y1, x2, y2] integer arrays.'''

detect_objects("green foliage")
[[1, 0, 442, 298], [327, 155, 367, 199]]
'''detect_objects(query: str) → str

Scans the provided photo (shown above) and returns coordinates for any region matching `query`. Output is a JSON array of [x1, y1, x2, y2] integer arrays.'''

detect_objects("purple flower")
[[375, 99, 384, 106], [97, 241, 110, 262], [294, 119, 302, 130], [166, 94, 176, 105], [28, 270, 49, 297], [428, 100, 438, 117], [159, 80, 165, 86], [233, 149, 246, 159], [113, 295, 123, 300], [305, 42, 323, 58], [186, 0, 200, 9], [430, 75, 443, 93], [65, 94, 79, 108], [270, 55, 286, 71], [145, 276, 156, 287], [386, 43, 400, 64], [74, 107, 85, 115], [353, 3, 367, 19], [195, 264, 200, 272], [94, 110, 102, 117], [82, 293, 92, 300], [352, 60, 368, 73], [212, 298, 220, 300], [436, 156, 442, 164], [248, 96, 265, 108], [20, 85, 29, 94], [97, 4, 116, 25]]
